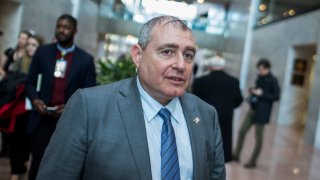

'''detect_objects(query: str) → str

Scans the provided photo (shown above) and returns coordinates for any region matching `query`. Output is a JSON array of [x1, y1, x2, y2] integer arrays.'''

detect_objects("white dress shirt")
[[137, 77, 193, 180]]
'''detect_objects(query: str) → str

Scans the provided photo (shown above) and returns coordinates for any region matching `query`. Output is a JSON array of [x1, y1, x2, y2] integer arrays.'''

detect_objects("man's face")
[[132, 23, 196, 105], [55, 19, 76, 44], [258, 65, 269, 76]]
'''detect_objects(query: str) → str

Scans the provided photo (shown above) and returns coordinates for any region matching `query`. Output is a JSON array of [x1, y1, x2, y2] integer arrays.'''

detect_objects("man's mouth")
[[167, 76, 185, 84], [57, 34, 65, 39]]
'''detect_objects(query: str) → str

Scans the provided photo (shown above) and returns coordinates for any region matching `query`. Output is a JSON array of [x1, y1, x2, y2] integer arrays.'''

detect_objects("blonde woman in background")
[[0, 30, 32, 160], [4, 33, 44, 180], [0, 30, 32, 76], [24, 34, 45, 69]]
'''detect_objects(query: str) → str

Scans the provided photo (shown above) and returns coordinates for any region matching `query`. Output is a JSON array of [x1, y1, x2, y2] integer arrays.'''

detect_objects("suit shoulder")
[[79, 78, 131, 98], [36, 43, 55, 51], [75, 47, 93, 59], [184, 92, 217, 112], [224, 73, 240, 81], [194, 75, 209, 82], [193, 75, 209, 86]]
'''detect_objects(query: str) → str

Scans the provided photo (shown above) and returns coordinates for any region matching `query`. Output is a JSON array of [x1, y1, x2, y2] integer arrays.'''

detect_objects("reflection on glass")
[[255, 0, 320, 27], [99, 0, 227, 35]]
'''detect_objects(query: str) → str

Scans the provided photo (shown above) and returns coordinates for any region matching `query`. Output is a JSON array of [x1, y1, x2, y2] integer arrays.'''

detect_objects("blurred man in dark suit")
[[192, 52, 243, 162], [25, 14, 96, 180]]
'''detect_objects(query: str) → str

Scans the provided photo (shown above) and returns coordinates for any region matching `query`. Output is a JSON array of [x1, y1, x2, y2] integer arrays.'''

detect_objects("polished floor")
[[0, 120, 320, 180], [226, 123, 320, 180]]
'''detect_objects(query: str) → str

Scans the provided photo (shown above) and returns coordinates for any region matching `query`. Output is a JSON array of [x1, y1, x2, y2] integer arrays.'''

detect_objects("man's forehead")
[[153, 23, 194, 37], [155, 19, 189, 30]]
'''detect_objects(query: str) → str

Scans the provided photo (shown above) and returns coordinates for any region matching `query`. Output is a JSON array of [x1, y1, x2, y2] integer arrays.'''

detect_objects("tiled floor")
[[1, 121, 320, 180], [227, 122, 320, 180]]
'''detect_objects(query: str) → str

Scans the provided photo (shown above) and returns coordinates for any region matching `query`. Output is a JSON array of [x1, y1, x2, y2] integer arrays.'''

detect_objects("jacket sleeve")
[[83, 56, 96, 87], [260, 77, 280, 101], [36, 90, 88, 180], [234, 80, 243, 108], [210, 108, 226, 180], [25, 48, 41, 101]]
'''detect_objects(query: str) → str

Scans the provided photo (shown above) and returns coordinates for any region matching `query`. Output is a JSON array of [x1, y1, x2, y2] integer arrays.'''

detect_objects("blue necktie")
[[158, 108, 180, 180]]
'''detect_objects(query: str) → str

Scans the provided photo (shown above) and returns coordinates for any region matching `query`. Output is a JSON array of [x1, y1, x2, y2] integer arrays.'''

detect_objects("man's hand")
[[252, 88, 263, 96], [46, 104, 65, 118], [32, 99, 47, 115]]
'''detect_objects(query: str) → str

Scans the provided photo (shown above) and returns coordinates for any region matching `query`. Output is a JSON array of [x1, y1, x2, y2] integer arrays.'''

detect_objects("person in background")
[[36, 15, 225, 180], [0, 30, 32, 76], [192, 52, 243, 163], [22, 33, 44, 74], [233, 58, 280, 168], [0, 30, 32, 159], [25, 14, 96, 180], [8, 33, 44, 180]]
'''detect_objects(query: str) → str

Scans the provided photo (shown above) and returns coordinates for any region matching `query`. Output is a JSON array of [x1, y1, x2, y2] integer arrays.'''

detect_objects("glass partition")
[[98, 0, 228, 35], [255, 0, 320, 27]]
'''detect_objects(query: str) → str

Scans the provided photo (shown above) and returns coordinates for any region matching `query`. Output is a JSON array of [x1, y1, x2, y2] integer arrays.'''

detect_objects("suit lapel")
[[180, 95, 205, 180], [67, 46, 80, 87], [47, 44, 58, 91], [117, 78, 152, 179]]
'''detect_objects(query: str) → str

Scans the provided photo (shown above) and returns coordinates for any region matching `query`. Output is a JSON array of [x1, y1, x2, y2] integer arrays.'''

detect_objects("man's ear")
[[131, 44, 143, 68]]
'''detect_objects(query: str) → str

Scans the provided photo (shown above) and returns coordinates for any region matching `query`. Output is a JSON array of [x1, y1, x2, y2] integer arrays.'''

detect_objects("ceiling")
[[195, 0, 319, 7]]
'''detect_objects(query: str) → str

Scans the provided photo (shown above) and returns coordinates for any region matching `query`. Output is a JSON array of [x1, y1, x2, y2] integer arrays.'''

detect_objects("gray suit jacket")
[[37, 77, 226, 180]]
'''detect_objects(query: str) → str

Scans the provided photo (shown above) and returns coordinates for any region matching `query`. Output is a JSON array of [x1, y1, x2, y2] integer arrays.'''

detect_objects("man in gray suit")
[[37, 15, 226, 180]]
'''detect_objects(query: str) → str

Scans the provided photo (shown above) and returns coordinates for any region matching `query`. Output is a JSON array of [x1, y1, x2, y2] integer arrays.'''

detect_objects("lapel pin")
[[193, 117, 200, 124]]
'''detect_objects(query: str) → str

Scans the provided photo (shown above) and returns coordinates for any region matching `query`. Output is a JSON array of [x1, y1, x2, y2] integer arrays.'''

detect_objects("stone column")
[[239, 0, 260, 91]]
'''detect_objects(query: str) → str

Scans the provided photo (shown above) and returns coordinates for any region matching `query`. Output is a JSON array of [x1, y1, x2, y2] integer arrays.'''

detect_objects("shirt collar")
[[137, 76, 180, 124]]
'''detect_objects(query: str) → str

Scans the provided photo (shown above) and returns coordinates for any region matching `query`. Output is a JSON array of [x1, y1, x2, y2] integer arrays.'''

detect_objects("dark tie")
[[158, 108, 180, 180]]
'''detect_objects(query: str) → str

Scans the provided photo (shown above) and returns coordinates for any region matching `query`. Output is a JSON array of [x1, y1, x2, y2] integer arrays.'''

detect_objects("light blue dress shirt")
[[137, 77, 193, 180]]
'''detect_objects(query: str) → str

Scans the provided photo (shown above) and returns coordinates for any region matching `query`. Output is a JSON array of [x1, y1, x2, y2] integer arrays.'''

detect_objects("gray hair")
[[138, 15, 192, 50]]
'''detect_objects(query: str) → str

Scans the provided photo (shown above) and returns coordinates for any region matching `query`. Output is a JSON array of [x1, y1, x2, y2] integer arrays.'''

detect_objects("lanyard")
[[57, 44, 76, 59], [54, 44, 75, 78]]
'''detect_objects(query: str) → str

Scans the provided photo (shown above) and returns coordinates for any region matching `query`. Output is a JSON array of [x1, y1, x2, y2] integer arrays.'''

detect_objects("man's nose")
[[172, 54, 186, 71], [57, 27, 64, 33]]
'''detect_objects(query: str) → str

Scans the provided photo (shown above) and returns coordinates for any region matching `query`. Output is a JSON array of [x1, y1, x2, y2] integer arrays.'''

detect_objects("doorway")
[[277, 44, 317, 127]]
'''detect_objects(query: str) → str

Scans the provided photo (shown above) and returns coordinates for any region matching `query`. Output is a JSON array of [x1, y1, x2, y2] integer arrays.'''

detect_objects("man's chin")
[[166, 89, 185, 98], [56, 37, 72, 45], [57, 39, 67, 44]]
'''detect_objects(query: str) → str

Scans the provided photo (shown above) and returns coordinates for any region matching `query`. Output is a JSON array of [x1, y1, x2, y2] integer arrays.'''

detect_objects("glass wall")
[[255, 0, 320, 27], [98, 0, 229, 35]]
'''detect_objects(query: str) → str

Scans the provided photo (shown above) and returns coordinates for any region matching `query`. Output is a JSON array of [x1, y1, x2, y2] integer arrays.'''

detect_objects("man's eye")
[[161, 49, 173, 56], [184, 52, 195, 60]]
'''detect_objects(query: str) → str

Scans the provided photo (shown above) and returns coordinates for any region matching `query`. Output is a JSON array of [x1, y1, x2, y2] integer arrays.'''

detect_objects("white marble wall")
[[20, 0, 72, 44], [18, 0, 98, 56], [0, 1, 23, 57], [219, 1, 251, 137], [74, 0, 99, 56], [223, 1, 250, 78], [249, 10, 320, 147]]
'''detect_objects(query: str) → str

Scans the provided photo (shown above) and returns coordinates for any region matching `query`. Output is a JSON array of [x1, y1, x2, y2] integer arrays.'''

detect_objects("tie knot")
[[158, 108, 171, 124]]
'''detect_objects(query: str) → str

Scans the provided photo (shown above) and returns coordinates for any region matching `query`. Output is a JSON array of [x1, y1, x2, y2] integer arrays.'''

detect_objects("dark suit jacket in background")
[[192, 71, 243, 162], [25, 43, 96, 133], [251, 73, 280, 124], [37, 77, 226, 180]]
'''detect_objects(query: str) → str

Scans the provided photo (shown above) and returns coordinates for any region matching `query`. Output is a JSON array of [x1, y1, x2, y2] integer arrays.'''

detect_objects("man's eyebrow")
[[185, 46, 196, 54], [156, 43, 179, 51]]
